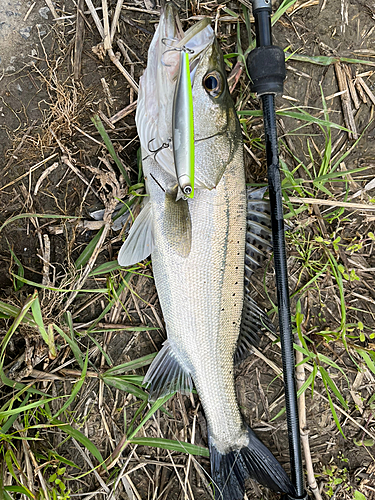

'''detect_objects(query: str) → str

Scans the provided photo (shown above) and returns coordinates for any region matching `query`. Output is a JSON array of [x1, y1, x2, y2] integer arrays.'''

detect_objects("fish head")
[[192, 37, 242, 189], [136, 2, 214, 179], [136, 2, 241, 189]]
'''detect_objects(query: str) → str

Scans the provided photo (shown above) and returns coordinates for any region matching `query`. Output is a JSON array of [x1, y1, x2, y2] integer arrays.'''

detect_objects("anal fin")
[[143, 341, 193, 401]]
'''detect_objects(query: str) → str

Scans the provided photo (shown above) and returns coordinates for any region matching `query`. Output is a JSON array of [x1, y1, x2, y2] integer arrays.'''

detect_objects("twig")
[[71, 438, 110, 493], [356, 76, 375, 106], [102, 0, 111, 50], [40, 233, 51, 287], [108, 446, 138, 500], [344, 65, 360, 110], [334, 62, 357, 139], [85, 0, 104, 37], [287, 196, 375, 211], [110, 0, 124, 43], [109, 100, 137, 124], [99, 109, 115, 129], [61, 156, 102, 201], [24, 2, 36, 21], [44, 0, 59, 19], [34, 162, 59, 195], [1, 153, 58, 191], [122, 5, 160, 15], [72, 124, 104, 145], [107, 48, 139, 93], [74, 0, 86, 80], [252, 346, 283, 376], [13, 420, 49, 498], [295, 336, 323, 500]]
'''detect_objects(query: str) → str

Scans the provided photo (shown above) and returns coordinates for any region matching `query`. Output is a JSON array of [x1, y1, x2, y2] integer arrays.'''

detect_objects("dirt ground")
[[1, 0, 375, 499]]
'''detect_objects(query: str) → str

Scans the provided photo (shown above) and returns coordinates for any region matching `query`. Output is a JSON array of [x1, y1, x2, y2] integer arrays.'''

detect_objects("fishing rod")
[[246, 1, 309, 499]]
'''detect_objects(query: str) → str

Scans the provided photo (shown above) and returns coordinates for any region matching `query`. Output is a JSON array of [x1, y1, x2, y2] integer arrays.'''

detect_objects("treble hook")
[[161, 38, 194, 66], [142, 138, 171, 161]]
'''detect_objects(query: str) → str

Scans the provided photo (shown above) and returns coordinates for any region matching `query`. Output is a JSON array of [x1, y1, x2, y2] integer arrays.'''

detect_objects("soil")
[[1, 0, 375, 499]]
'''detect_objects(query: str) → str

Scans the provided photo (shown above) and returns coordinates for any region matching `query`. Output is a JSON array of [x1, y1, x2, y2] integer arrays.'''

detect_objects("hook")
[[161, 38, 194, 66], [142, 138, 171, 161]]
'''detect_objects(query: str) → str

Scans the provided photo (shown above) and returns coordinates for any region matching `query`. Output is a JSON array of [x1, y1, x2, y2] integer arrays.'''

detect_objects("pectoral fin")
[[118, 201, 154, 267], [163, 189, 192, 257], [143, 341, 193, 402]]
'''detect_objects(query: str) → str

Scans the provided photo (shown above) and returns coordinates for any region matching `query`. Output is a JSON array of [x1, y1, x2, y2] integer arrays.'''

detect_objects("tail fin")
[[209, 426, 295, 500]]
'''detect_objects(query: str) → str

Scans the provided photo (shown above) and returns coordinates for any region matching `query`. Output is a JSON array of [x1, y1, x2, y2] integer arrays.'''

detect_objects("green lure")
[[172, 49, 195, 198]]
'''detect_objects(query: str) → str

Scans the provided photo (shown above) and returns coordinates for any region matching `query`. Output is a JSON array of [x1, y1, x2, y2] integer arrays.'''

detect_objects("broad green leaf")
[[319, 367, 348, 410], [10, 274, 108, 293], [285, 52, 375, 67], [7, 244, 24, 292], [0, 394, 31, 434], [87, 272, 133, 332], [238, 109, 347, 131], [51, 419, 104, 465], [30, 295, 56, 357], [0, 213, 74, 234], [1, 292, 38, 359], [4, 486, 34, 499], [49, 452, 79, 468], [0, 368, 48, 397], [53, 324, 84, 370], [354, 491, 367, 500], [271, 370, 314, 421], [272, 0, 299, 24], [320, 371, 346, 438], [358, 350, 375, 376], [53, 349, 89, 418], [75, 227, 104, 269], [0, 301, 36, 327], [91, 114, 131, 185], [0, 396, 65, 419], [89, 261, 124, 276], [127, 394, 174, 440], [102, 376, 148, 400], [104, 352, 157, 376]]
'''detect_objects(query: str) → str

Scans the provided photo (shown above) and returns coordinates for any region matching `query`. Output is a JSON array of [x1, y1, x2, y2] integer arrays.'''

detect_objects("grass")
[[1, 0, 375, 499]]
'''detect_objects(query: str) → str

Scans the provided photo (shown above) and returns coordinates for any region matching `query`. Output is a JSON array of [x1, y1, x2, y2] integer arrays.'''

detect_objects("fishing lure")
[[172, 47, 195, 198]]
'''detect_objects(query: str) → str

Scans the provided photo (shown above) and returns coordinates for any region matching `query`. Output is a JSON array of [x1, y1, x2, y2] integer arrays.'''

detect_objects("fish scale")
[[118, 3, 294, 499]]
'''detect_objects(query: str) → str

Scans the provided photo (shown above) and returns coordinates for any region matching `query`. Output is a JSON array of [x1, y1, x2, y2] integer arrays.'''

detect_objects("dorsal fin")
[[245, 186, 273, 293], [235, 296, 275, 363], [236, 187, 275, 363]]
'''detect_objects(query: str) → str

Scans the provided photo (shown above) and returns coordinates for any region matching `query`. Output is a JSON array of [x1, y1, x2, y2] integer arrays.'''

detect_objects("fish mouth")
[[160, 3, 214, 83]]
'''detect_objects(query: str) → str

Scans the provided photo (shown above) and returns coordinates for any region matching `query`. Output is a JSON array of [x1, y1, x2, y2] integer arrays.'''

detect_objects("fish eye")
[[203, 71, 223, 98]]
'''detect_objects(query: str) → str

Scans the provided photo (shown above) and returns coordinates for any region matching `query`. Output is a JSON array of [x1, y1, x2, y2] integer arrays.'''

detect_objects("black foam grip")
[[247, 45, 286, 96]]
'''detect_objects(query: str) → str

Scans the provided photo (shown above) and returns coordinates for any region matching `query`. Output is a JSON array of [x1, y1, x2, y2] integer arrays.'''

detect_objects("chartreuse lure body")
[[172, 49, 195, 198]]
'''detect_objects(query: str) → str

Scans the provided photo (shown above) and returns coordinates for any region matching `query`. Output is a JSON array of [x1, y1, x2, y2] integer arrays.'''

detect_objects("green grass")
[[0, 284, 208, 498]]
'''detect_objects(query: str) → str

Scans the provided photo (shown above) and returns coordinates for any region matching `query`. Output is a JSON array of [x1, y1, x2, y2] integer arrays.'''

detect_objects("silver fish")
[[118, 4, 294, 499]]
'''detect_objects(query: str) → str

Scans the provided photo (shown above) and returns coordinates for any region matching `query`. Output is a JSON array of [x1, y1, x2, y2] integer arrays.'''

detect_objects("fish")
[[118, 3, 295, 499]]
